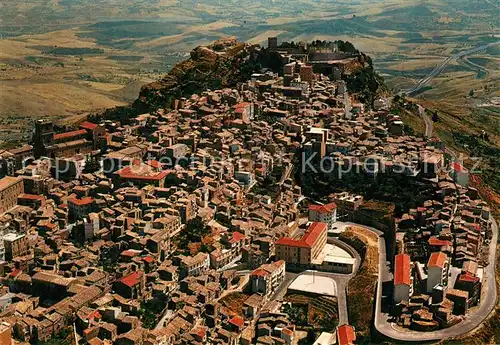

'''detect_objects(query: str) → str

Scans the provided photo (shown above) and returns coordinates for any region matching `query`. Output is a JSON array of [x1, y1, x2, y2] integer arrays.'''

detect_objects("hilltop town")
[[0, 38, 497, 345]]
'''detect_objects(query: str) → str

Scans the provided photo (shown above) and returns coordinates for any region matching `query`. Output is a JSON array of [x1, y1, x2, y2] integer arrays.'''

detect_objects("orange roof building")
[[427, 252, 449, 293], [119, 271, 143, 287], [275, 222, 327, 266], [54, 129, 87, 142], [428, 252, 448, 269], [308, 202, 337, 214], [80, 121, 98, 130], [337, 324, 356, 345], [67, 196, 94, 220], [428, 237, 452, 248], [394, 254, 413, 303], [308, 202, 337, 231], [394, 254, 411, 286], [250, 260, 286, 296], [116, 164, 171, 188], [114, 271, 145, 299]]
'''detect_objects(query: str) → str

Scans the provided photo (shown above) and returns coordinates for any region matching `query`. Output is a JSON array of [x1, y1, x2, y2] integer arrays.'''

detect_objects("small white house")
[[427, 252, 449, 293], [451, 162, 469, 187], [308, 203, 337, 232]]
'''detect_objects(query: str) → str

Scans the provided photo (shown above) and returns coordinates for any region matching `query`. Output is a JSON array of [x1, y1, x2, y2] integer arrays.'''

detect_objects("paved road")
[[422, 113, 433, 138], [269, 271, 299, 302], [402, 41, 500, 96], [461, 56, 490, 77], [299, 270, 354, 325], [155, 309, 174, 330], [372, 216, 498, 341], [261, 234, 361, 325], [417, 104, 433, 138]]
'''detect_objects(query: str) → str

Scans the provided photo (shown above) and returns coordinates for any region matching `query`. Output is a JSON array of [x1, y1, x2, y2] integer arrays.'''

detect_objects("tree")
[[469, 89, 475, 97], [432, 111, 439, 122], [84, 155, 101, 173]]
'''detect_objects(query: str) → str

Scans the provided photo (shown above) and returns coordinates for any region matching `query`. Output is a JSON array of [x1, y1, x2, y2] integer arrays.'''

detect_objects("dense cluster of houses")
[[393, 165, 492, 330], [0, 37, 492, 345]]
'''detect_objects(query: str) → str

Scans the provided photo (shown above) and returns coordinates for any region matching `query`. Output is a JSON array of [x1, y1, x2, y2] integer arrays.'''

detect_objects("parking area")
[[288, 273, 338, 297]]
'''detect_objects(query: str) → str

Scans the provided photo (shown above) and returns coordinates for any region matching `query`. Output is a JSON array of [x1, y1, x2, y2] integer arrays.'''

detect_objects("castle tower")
[[33, 120, 54, 158], [268, 37, 278, 50]]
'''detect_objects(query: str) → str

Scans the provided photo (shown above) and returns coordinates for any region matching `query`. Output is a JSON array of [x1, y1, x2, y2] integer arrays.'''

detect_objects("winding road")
[[402, 41, 500, 96], [265, 236, 362, 326], [417, 104, 433, 137], [223, 213, 496, 342]]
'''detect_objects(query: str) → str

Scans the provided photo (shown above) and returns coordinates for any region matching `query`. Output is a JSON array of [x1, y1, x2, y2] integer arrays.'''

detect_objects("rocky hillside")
[[133, 38, 261, 112]]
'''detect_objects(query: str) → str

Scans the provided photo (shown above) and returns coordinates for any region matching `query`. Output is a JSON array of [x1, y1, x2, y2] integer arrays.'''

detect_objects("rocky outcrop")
[[134, 38, 261, 112]]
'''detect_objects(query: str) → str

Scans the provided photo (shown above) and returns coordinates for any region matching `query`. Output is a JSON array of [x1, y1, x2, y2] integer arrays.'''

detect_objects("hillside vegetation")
[[134, 38, 260, 111]]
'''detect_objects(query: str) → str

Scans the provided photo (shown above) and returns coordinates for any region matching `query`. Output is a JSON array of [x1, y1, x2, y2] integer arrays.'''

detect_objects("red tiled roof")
[[149, 160, 162, 169], [234, 102, 251, 109], [143, 256, 155, 264], [229, 315, 244, 328], [118, 166, 169, 181], [452, 162, 467, 173], [250, 268, 270, 277], [18, 193, 45, 201], [337, 324, 356, 345], [68, 196, 94, 206], [275, 237, 309, 248], [54, 129, 87, 141], [394, 254, 411, 286], [251, 260, 285, 277], [118, 271, 143, 287], [302, 222, 327, 246], [80, 121, 98, 130], [10, 268, 21, 277], [85, 310, 102, 321], [276, 222, 327, 248], [229, 231, 245, 244], [309, 202, 337, 213], [428, 237, 452, 247], [428, 252, 448, 269], [193, 326, 207, 338], [458, 272, 479, 283]]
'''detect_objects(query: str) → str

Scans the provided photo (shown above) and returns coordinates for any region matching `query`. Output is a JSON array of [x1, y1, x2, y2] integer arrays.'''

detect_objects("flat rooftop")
[[313, 332, 335, 345], [312, 243, 355, 266], [288, 273, 337, 297], [2, 233, 24, 242]]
